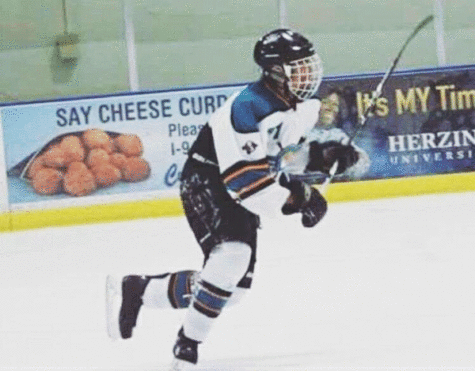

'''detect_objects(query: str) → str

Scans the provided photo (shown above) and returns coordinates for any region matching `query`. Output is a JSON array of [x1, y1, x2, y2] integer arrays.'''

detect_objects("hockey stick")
[[318, 14, 434, 193]]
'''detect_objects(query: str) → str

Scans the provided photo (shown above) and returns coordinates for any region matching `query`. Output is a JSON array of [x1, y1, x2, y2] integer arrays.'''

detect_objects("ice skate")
[[170, 327, 199, 370], [105, 274, 121, 340], [105, 274, 149, 340]]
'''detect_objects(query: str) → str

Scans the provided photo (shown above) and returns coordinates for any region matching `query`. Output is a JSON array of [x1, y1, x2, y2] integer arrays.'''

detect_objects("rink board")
[[2, 64, 475, 232], [1, 171, 475, 232]]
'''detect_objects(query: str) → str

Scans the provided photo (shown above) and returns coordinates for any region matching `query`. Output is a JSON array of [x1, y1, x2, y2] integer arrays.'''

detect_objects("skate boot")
[[170, 327, 199, 369], [119, 275, 150, 339]]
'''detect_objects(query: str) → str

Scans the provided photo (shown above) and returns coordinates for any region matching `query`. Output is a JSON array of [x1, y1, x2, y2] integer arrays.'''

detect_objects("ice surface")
[[1, 192, 475, 370]]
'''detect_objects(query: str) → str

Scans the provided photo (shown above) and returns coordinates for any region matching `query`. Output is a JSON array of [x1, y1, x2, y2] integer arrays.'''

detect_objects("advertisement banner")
[[0, 114, 9, 213], [1, 64, 475, 210], [1, 85, 244, 207], [319, 64, 475, 181]]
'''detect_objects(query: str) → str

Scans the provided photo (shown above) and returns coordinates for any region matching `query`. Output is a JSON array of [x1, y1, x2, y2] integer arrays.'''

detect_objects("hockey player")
[[107, 29, 368, 369]]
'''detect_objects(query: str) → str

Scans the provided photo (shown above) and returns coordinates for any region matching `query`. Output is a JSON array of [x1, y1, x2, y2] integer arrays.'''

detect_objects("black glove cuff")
[[305, 141, 325, 172], [301, 187, 327, 227], [280, 178, 309, 215]]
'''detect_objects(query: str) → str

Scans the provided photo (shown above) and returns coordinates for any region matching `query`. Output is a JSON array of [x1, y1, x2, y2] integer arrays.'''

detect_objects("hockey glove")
[[280, 178, 327, 228], [306, 141, 359, 175]]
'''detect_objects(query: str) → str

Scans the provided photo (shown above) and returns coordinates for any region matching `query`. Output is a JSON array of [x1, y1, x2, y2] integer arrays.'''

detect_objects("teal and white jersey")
[[209, 79, 321, 217]]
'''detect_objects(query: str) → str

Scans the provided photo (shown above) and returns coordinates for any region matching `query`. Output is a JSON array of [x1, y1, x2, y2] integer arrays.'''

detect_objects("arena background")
[[1, 0, 475, 231], [0, 0, 474, 102]]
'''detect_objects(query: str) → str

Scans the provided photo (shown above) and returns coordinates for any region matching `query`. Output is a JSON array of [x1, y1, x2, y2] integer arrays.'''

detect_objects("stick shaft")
[[320, 15, 434, 191]]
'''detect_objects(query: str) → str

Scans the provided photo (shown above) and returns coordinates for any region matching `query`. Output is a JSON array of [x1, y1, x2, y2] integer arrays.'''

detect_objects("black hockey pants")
[[179, 157, 259, 289]]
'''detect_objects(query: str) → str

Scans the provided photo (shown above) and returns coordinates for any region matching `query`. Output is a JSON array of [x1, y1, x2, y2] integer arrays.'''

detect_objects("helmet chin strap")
[[263, 69, 300, 109]]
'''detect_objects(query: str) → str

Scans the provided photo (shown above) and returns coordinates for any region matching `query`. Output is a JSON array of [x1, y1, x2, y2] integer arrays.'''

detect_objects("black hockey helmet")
[[254, 29, 316, 67], [254, 29, 323, 100]]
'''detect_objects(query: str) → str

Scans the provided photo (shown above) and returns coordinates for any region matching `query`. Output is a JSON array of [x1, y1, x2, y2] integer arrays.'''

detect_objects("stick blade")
[[404, 14, 434, 46], [415, 14, 434, 32]]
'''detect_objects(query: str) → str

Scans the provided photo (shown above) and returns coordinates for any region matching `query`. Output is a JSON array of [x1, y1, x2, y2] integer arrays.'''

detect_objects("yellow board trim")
[[1, 197, 184, 233], [326, 171, 475, 202], [1, 172, 475, 233]]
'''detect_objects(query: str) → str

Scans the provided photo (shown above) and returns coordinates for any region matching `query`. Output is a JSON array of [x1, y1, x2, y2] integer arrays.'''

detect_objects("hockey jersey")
[[208, 80, 321, 217]]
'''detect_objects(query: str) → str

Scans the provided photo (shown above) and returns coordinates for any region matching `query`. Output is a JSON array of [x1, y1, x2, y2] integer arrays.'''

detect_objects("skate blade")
[[169, 358, 196, 370], [105, 274, 121, 340]]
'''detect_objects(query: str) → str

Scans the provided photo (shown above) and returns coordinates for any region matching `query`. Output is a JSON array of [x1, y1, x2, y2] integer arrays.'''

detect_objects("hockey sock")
[[192, 279, 232, 318], [142, 271, 196, 309], [227, 287, 248, 307], [181, 241, 252, 342], [182, 279, 232, 342]]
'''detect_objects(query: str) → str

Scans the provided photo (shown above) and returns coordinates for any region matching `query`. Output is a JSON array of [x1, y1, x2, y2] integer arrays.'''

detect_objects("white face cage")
[[283, 54, 323, 100]]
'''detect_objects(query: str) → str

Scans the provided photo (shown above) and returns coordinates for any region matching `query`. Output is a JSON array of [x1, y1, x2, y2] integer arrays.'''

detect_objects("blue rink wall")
[[2, 64, 475, 232]]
